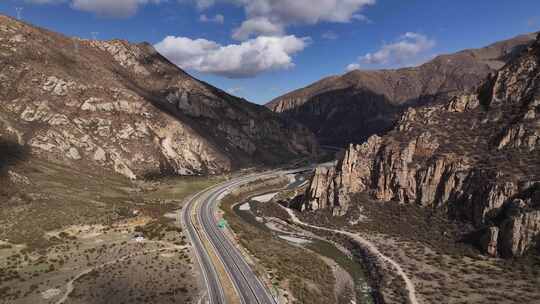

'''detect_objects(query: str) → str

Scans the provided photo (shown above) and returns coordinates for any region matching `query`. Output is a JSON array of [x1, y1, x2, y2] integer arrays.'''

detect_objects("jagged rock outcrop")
[[304, 135, 382, 215], [498, 198, 540, 257], [267, 33, 537, 146], [0, 15, 318, 179], [303, 33, 540, 258], [303, 166, 338, 212]]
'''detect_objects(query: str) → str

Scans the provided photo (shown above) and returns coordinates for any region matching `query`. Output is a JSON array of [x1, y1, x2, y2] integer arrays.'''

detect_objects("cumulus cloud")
[[360, 32, 435, 65], [154, 35, 309, 78], [346, 32, 435, 70], [211, 0, 375, 40], [200, 13, 224, 24], [232, 17, 284, 40]]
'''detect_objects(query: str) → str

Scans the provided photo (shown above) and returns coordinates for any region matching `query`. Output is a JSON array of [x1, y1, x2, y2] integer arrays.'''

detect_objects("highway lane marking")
[[182, 166, 322, 304], [181, 190, 218, 304], [183, 179, 260, 304], [200, 173, 282, 304], [183, 189, 233, 304], [194, 189, 243, 304], [207, 173, 290, 304]]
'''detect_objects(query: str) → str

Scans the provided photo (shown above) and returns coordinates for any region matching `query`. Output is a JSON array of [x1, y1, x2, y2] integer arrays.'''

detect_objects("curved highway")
[[181, 171, 283, 304], [181, 188, 226, 303]]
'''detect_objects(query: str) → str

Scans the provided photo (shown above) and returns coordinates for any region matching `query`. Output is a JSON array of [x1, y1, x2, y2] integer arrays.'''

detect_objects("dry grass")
[[0, 153, 221, 251], [221, 179, 336, 304], [0, 149, 222, 303], [298, 194, 540, 304]]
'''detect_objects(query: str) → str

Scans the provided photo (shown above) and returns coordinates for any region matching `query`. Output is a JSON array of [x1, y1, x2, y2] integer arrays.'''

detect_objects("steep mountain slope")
[[0, 15, 318, 179], [267, 33, 537, 146], [302, 33, 540, 258]]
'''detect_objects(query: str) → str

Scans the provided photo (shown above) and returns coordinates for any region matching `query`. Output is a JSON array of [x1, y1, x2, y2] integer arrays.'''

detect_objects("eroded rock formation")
[[303, 33, 540, 258]]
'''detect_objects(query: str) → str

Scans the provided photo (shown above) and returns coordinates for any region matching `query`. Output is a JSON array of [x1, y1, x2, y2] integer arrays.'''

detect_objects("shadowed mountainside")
[[267, 32, 537, 146], [0, 14, 318, 180]]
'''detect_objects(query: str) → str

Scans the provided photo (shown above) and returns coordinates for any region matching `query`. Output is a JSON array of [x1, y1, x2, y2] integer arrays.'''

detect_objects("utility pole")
[[15, 7, 23, 20]]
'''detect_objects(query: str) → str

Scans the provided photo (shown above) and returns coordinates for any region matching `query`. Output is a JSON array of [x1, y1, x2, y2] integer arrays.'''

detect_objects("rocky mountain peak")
[[0, 14, 318, 179]]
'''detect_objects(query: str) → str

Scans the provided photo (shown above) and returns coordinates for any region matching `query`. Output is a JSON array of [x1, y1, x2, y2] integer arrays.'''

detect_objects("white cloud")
[[201, 0, 375, 40], [346, 63, 360, 71], [200, 13, 224, 24], [352, 32, 435, 68], [154, 35, 309, 78], [232, 17, 284, 40]]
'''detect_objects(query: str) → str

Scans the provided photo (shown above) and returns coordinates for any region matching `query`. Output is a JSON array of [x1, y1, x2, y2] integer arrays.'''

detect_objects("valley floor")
[[4, 158, 538, 304], [218, 174, 374, 304], [0, 157, 224, 304], [292, 194, 540, 304]]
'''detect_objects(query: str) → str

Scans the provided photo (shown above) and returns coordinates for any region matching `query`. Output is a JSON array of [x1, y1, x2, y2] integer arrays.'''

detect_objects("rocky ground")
[[260, 182, 537, 304], [0, 219, 199, 304]]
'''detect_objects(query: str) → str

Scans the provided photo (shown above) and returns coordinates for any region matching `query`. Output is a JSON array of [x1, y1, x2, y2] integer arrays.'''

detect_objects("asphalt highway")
[[181, 171, 283, 304], [181, 189, 226, 304]]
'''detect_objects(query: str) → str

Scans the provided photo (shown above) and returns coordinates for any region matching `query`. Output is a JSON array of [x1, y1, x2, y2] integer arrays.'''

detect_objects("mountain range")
[[267, 32, 537, 147], [302, 32, 540, 258]]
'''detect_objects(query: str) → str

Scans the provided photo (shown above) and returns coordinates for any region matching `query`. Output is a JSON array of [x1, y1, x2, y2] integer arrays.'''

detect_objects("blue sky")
[[1, 0, 539, 104]]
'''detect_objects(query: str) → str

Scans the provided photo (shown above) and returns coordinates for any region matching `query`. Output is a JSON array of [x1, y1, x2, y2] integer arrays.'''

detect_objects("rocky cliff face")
[[0, 15, 318, 179], [303, 34, 540, 258], [267, 33, 537, 146]]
